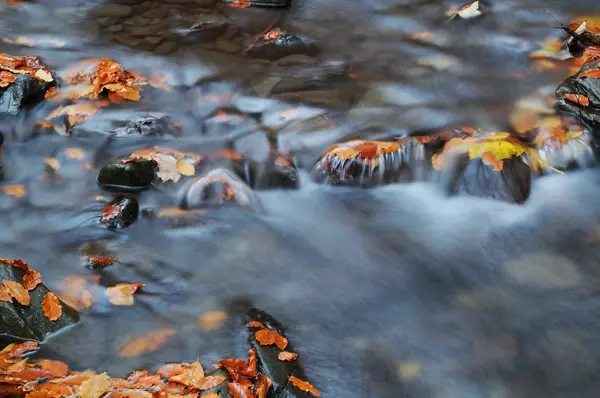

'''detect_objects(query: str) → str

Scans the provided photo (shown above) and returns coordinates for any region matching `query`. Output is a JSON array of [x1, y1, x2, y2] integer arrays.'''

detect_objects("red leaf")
[[563, 93, 590, 107]]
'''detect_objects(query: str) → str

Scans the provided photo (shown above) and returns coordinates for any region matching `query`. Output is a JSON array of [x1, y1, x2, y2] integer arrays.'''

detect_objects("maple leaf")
[[78, 372, 112, 398], [3, 279, 30, 306], [155, 154, 183, 183], [23, 269, 41, 291], [288, 376, 321, 396], [42, 292, 63, 321], [278, 351, 298, 361]]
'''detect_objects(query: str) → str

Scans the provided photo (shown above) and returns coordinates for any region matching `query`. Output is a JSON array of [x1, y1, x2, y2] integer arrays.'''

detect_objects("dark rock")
[[245, 29, 319, 61], [449, 155, 532, 204], [255, 154, 299, 190], [97, 159, 157, 190], [222, 0, 290, 7], [555, 61, 600, 131], [178, 169, 261, 211], [99, 195, 139, 228], [244, 308, 315, 398], [113, 115, 182, 137], [0, 260, 79, 345], [253, 62, 349, 96], [0, 74, 54, 116]]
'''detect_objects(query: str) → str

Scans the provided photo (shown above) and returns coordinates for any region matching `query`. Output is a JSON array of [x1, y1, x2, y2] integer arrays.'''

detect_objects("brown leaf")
[[219, 349, 257, 379], [3, 279, 30, 305], [254, 375, 273, 398], [23, 269, 41, 291], [228, 382, 253, 398], [278, 351, 298, 362], [0, 286, 11, 302], [563, 93, 590, 107], [105, 283, 144, 306], [156, 363, 186, 378], [197, 310, 228, 331], [38, 359, 69, 378], [42, 292, 63, 321], [0, 71, 16, 87], [580, 68, 600, 79], [255, 329, 288, 350], [78, 372, 112, 398], [119, 328, 176, 357], [288, 376, 321, 396], [0, 341, 38, 360], [1, 184, 27, 199], [168, 361, 204, 386]]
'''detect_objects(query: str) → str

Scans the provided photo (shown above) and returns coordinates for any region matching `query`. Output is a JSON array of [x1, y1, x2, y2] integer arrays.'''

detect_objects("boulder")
[[0, 74, 54, 116], [97, 159, 157, 190], [245, 29, 319, 61], [555, 61, 600, 132]]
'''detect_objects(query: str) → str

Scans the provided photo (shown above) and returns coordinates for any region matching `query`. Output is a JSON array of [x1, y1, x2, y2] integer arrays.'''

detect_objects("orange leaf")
[[0, 286, 10, 302], [563, 93, 590, 107], [168, 361, 204, 386], [246, 321, 265, 328], [23, 269, 41, 291], [38, 359, 69, 378], [1, 184, 26, 199], [77, 372, 112, 398], [254, 375, 272, 398], [480, 151, 504, 172], [42, 292, 63, 321], [119, 328, 176, 357], [228, 382, 252, 398], [86, 255, 117, 269], [197, 310, 228, 331], [228, 0, 251, 8], [64, 147, 86, 160], [255, 329, 288, 350], [3, 280, 30, 305], [219, 349, 257, 378], [0, 341, 38, 360], [105, 283, 144, 306], [580, 68, 600, 79], [288, 376, 321, 396], [204, 393, 219, 398], [0, 71, 16, 87], [278, 351, 299, 362]]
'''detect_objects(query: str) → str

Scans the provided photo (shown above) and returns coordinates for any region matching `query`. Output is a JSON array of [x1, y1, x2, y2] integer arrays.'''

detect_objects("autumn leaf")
[[0, 71, 15, 87], [105, 283, 144, 306], [0, 286, 11, 302], [197, 310, 228, 331], [3, 279, 30, 305], [254, 375, 273, 398], [119, 328, 176, 357], [65, 147, 86, 160], [155, 154, 183, 183], [44, 157, 61, 170], [446, 1, 482, 19], [255, 329, 288, 350], [228, 382, 253, 398], [38, 359, 69, 378], [0, 341, 38, 360], [23, 269, 41, 291], [563, 93, 590, 107], [278, 351, 298, 362], [1, 184, 27, 199], [580, 68, 600, 79], [156, 363, 186, 378], [78, 372, 112, 398], [247, 321, 265, 328], [168, 361, 204, 385], [176, 160, 196, 177], [466, 135, 527, 172], [228, 0, 251, 8], [219, 349, 257, 378], [204, 393, 219, 398], [288, 376, 321, 396], [42, 292, 63, 321], [57, 275, 96, 310]]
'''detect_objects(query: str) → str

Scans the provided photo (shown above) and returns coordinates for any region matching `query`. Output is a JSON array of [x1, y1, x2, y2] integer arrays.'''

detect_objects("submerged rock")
[[0, 73, 54, 116], [245, 29, 319, 60], [255, 154, 299, 190], [99, 195, 139, 228], [113, 115, 182, 137], [178, 169, 261, 211], [0, 259, 79, 345], [97, 159, 157, 190]]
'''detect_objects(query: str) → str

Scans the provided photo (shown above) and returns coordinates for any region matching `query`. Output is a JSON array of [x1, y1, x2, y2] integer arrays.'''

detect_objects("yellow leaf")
[[44, 157, 61, 170], [1, 184, 27, 198], [32, 69, 53, 82], [64, 147, 86, 160], [78, 372, 112, 398], [467, 139, 526, 165], [176, 160, 195, 176]]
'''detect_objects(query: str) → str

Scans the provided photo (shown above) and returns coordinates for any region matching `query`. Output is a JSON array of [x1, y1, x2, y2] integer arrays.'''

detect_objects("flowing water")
[[1, 0, 600, 397]]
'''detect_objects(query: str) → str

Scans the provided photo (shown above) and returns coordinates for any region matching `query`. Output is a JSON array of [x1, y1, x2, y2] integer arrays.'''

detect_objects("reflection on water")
[[1, 0, 600, 396]]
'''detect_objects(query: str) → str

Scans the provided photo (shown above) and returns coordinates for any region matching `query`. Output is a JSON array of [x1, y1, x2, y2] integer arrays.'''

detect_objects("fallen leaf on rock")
[[0, 53, 54, 83], [3, 279, 30, 306], [78, 372, 112, 398], [86, 255, 117, 269], [1, 184, 27, 199], [42, 292, 62, 321], [288, 376, 321, 396], [197, 310, 228, 331], [0, 341, 38, 360], [105, 283, 144, 306], [580, 67, 600, 79], [228, 382, 253, 398], [176, 160, 196, 177], [0, 286, 11, 302], [254, 375, 273, 398], [278, 351, 298, 361], [23, 269, 41, 291], [219, 349, 257, 378], [119, 328, 176, 357], [563, 93, 590, 106], [255, 328, 288, 350], [246, 321, 265, 328], [0, 70, 15, 87]]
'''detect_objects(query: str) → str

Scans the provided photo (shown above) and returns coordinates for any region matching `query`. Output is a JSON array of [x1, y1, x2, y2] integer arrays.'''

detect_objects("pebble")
[[92, 4, 133, 18]]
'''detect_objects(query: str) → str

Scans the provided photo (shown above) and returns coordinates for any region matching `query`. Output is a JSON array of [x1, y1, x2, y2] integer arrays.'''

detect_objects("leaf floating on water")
[[278, 351, 298, 361], [64, 147, 86, 160], [119, 328, 176, 357], [23, 269, 41, 291], [86, 255, 117, 269], [397, 361, 423, 380], [563, 93, 590, 106], [1, 184, 27, 199], [42, 292, 63, 321], [228, 0, 251, 8], [105, 283, 144, 306], [3, 279, 30, 306], [288, 376, 321, 396], [176, 160, 196, 177], [44, 157, 61, 170], [78, 372, 112, 398], [197, 310, 228, 331]]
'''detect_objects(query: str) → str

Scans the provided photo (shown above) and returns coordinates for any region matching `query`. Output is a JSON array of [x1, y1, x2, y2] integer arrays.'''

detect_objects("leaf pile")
[[0, 258, 45, 311], [0, 53, 53, 88]]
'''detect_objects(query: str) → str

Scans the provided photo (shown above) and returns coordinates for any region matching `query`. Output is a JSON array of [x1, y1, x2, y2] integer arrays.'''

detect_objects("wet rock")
[[178, 169, 261, 211], [564, 23, 600, 56], [97, 159, 157, 190], [255, 154, 299, 190], [555, 61, 600, 135], [113, 115, 182, 137], [449, 155, 531, 204], [0, 74, 54, 116], [268, 62, 349, 95], [154, 41, 178, 54], [0, 259, 79, 345], [180, 20, 228, 43], [245, 29, 319, 61], [91, 4, 133, 18], [244, 308, 315, 397], [99, 195, 139, 229]]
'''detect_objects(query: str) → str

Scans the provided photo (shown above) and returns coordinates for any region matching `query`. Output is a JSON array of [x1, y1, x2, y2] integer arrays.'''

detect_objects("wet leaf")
[[1, 184, 27, 198], [64, 147, 86, 160], [278, 351, 298, 362], [156, 363, 186, 378], [288, 376, 321, 396], [57, 275, 96, 311], [119, 328, 176, 357], [580, 68, 600, 79], [0, 341, 38, 360], [228, 0, 251, 8], [38, 360, 69, 378], [155, 154, 183, 183], [219, 349, 257, 378], [0, 70, 15, 87], [78, 372, 112, 398], [168, 361, 204, 385], [197, 310, 228, 331], [3, 279, 30, 306], [22, 269, 41, 291], [563, 93, 590, 106], [228, 382, 252, 398], [254, 375, 272, 398], [105, 283, 144, 306], [176, 160, 196, 177], [255, 329, 288, 350], [44, 157, 61, 170], [204, 393, 219, 398], [0, 286, 11, 302], [246, 321, 265, 328], [42, 292, 62, 321]]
